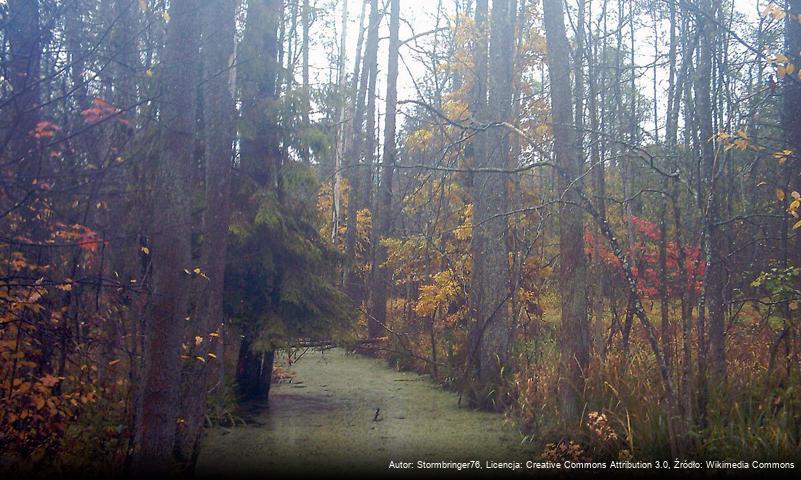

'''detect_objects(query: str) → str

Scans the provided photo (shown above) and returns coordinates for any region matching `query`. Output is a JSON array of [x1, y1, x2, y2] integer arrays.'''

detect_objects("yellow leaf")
[[163, 11, 171, 22], [145, 69, 154, 77], [207, 352, 217, 359], [793, 219, 801, 230], [195, 356, 206, 363], [777, 189, 786, 201], [194, 335, 203, 346], [141, 246, 150, 255]]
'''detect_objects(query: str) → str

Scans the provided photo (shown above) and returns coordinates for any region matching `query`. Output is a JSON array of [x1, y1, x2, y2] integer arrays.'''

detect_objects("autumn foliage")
[[585, 215, 705, 298]]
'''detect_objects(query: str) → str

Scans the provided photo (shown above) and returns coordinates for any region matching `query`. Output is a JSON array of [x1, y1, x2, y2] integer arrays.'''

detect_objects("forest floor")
[[197, 348, 532, 476]]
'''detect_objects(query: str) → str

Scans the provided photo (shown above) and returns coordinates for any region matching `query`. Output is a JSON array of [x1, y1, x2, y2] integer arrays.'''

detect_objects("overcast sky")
[[303, 0, 769, 148]]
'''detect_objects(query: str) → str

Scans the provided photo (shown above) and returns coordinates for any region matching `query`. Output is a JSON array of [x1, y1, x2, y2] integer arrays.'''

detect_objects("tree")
[[175, 0, 237, 469], [135, 0, 200, 470], [343, 0, 379, 311], [5, 0, 42, 184], [233, 0, 282, 401], [692, 0, 726, 405], [367, 0, 400, 338], [331, 0, 350, 243], [466, 0, 517, 410], [542, 0, 590, 423]]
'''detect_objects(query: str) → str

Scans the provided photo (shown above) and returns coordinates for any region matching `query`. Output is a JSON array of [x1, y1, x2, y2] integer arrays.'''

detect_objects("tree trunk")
[[466, 0, 516, 410], [236, 337, 260, 398], [235, 0, 282, 405], [694, 0, 726, 384], [785, 1, 801, 266], [542, 0, 590, 423], [301, 0, 311, 163], [367, 0, 400, 339], [343, 0, 379, 307], [239, 0, 282, 189], [5, 0, 42, 180], [331, 0, 350, 243], [135, 0, 200, 470], [174, 0, 237, 469], [361, 0, 382, 337]]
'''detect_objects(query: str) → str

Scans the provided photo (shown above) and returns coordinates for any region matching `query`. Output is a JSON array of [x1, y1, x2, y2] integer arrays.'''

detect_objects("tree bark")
[[466, 0, 516, 410], [5, 0, 42, 180], [135, 0, 200, 470], [301, 0, 311, 163], [367, 0, 400, 339], [694, 0, 726, 384], [785, 1, 801, 266], [239, 0, 282, 190], [235, 0, 282, 405], [542, 0, 590, 423], [331, 0, 350, 243], [174, 0, 237, 469], [343, 0, 379, 307]]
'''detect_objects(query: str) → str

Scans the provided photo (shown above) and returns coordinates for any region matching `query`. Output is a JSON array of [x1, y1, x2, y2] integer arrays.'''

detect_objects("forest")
[[1, 0, 801, 475]]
